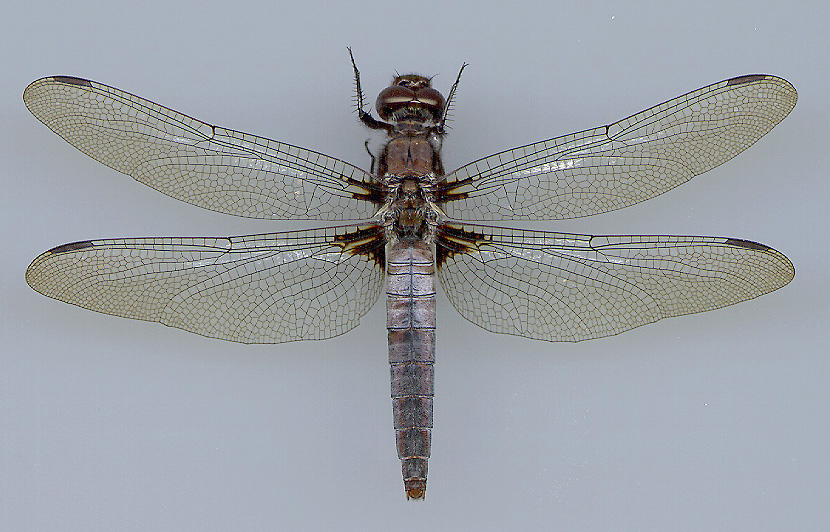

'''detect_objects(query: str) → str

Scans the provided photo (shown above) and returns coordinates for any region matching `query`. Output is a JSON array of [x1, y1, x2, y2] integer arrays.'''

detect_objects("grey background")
[[1, 1, 827, 530]]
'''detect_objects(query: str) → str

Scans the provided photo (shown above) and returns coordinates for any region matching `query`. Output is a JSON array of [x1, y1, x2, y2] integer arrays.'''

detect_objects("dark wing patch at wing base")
[[333, 224, 387, 270], [435, 224, 490, 269]]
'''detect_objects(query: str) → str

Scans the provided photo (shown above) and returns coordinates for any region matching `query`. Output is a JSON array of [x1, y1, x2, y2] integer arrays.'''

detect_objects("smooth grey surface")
[[1, 1, 826, 530]]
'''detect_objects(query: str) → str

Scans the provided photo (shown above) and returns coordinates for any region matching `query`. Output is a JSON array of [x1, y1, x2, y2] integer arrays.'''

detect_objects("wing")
[[437, 75, 796, 220], [26, 224, 386, 343], [23, 76, 381, 220], [436, 223, 794, 342]]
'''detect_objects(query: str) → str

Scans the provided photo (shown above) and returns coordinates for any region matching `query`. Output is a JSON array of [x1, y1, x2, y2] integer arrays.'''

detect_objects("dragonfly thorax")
[[383, 177, 439, 240]]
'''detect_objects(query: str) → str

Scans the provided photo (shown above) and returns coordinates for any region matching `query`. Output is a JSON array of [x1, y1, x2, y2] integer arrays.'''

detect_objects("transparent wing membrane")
[[438, 75, 796, 220], [26, 225, 385, 343], [23, 76, 379, 220], [25, 69, 796, 502], [25, 73, 795, 343], [437, 223, 794, 342]]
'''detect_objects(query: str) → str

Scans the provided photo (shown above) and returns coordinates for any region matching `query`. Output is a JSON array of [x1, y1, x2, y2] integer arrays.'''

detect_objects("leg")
[[347, 47, 392, 132], [364, 139, 377, 175]]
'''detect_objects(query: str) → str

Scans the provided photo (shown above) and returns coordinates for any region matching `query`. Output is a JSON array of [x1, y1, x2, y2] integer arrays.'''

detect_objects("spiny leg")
[[347, 47, 390, 131], [437, 62, 469, 134]]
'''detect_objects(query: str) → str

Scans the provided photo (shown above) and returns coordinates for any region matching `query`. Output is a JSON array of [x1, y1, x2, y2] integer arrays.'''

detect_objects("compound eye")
[[415, 88, 445, 113], [375, 82, 445, 121], [376, 86, 415, 119]]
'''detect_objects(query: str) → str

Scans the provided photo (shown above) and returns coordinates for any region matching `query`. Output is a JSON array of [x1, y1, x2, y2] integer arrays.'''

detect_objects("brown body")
[[387, 240, 435, 499], [23, 60, 797, 502], [352, 58, 465, 498]]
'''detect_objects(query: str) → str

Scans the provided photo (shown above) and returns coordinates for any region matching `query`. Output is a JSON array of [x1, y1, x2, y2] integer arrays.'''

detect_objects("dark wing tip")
[[26, 240, 96, 293], [723, 237, 771, 251], [726, 74, 770, 86], [724, 238, 795, 285], [726, 74, 797, 99], [24, 76, 94, 105], [49, 75, 94, 87], [47, 240, 96, 254]]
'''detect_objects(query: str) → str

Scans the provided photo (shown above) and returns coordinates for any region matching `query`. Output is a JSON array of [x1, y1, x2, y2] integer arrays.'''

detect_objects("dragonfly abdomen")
[[386, 239, 436, 499]]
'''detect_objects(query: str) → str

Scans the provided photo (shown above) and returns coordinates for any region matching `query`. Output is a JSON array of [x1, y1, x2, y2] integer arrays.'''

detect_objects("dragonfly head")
[[376, 74, 445, 124]]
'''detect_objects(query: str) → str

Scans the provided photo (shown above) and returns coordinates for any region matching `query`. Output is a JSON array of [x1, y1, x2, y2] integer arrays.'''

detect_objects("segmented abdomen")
[[386, 239, 435, 500]]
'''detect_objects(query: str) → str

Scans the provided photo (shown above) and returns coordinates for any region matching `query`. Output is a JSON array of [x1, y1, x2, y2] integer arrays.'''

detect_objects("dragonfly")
[[24, 51, 796, 499]]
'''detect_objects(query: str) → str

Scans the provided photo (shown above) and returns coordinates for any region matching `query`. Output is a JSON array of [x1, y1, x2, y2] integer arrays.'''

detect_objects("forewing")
[[23, 76, 379, 220], [26, 225, 386, 343], [436, 224, 794, 342], [438, 75, 796, 220]]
